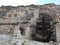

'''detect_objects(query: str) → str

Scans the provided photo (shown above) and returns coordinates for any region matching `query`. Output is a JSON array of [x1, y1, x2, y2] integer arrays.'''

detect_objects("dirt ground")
[[56, 23, 60, 42]]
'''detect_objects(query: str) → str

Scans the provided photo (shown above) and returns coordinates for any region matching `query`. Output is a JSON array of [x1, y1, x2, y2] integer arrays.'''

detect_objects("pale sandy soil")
[[56, 23, 60, 42]]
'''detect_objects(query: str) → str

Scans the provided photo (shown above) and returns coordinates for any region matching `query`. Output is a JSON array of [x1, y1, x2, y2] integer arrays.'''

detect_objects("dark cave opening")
[[31, 13, 56, 42]]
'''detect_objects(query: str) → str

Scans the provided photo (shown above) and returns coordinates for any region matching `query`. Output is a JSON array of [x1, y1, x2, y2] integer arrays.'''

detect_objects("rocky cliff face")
[[0, 3, 60, 43], [0, 3, 60, 21]]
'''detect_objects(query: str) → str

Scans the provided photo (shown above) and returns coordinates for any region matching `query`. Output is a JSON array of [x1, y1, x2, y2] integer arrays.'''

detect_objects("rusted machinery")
[[31, 13, 57, 42]]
